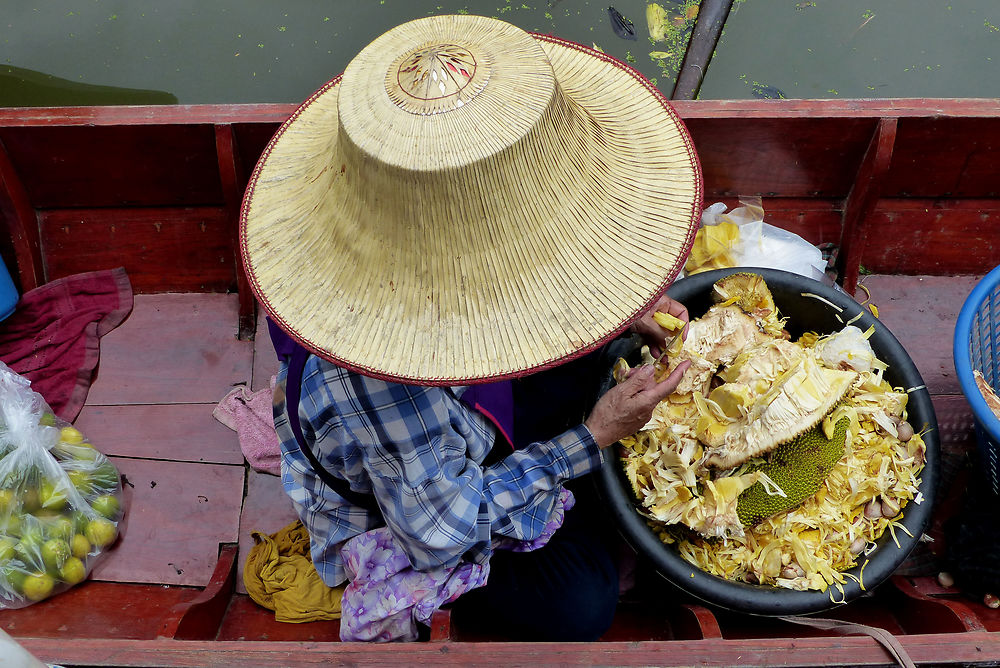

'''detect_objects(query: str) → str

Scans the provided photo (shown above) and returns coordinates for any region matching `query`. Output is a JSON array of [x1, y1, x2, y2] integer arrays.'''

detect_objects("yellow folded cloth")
[[243, 519, 344, 623]]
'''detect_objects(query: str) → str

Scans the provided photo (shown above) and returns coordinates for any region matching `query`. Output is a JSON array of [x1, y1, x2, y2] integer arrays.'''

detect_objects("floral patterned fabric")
[[340, 488, 575, 642]]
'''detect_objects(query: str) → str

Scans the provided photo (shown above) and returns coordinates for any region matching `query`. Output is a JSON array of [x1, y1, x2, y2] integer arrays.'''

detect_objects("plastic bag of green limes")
[[0, 362, 124, 608]]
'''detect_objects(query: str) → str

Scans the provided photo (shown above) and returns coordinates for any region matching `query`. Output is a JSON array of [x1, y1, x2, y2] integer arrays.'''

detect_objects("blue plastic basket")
[[954, 264, 1000, 494]]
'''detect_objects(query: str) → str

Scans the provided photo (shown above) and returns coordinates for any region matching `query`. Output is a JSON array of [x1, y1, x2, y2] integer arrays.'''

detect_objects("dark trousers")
[[450, 480, 620, 641], [453, 349, 620, 641]]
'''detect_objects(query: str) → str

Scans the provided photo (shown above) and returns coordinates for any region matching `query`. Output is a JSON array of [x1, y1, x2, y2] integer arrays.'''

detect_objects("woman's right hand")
[[583, 360, 690, 449]]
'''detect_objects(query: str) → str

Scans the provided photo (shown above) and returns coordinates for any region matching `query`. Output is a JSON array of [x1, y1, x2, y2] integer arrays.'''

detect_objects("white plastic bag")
[[685, 197, 834, 288], [0, 362, 124, 608]]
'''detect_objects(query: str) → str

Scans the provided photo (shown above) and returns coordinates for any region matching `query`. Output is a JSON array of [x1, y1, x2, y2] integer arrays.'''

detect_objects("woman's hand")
[[631, 294, 689, 358], [584, 360, 691, 449]]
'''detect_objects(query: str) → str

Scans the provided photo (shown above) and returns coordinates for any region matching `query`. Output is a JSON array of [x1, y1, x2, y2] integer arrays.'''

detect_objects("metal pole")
[[671, 0, 735, 100]]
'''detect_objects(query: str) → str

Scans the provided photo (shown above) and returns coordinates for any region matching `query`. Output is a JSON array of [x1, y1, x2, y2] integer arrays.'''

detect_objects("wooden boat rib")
[[0, 98, 998, 665]]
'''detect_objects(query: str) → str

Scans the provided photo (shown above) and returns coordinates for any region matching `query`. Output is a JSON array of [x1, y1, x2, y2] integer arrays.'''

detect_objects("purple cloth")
[[339, 488, 575, 642], [457, 381, 514, 449]]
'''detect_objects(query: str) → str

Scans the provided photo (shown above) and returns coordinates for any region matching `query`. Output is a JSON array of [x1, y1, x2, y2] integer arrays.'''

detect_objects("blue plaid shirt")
[[274, 355, 602, 587]]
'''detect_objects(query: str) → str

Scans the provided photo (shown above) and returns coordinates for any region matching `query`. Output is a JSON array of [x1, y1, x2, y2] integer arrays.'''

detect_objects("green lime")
[[38, 413, 56, 427], [70, 533, 91, 560], [0, 536, 16, 562], [39, 480, 68, 511], [66, 470, 92, 495], [21, 572, 55, 601], [70, 510, 89, 534], [91, 495, 121, 520], [0, 489, 15, 515], [59, 557, 86, 585], [41, 538, 70, 572], [3, 566, 27, 593], [20, 488, 41, 514], [84, 518, 117, 549], [45, 517, 74, 542]]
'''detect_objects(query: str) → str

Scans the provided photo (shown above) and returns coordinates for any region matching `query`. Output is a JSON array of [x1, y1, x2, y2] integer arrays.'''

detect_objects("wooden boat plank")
[[39, 207, 235, 293], [89, 457, 243, 587], [862, 202, 1000, 276], [235, 469, 299, 595], [888, 116, 1000, 198], [0, 583, 196, 640], [74, 404, 243, 465], [853, 274, 985, 395], [0, 125, 224, 209], [217, 595, 342, 642], [18, 631, 1000, 666], [86, 293, 252, 405]]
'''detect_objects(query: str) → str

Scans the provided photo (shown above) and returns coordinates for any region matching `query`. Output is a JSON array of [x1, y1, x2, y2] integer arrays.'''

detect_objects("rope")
[[779, 616, 916, 668]]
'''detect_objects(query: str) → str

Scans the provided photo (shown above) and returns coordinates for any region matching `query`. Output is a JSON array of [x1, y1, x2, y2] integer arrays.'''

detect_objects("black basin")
[[596, 267, 939, 616]]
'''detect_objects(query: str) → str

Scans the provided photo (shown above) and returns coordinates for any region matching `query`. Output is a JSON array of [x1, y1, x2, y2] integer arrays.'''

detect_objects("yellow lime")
[[70, 533, 91, 559], [2, 514, 23, 537], [60, 426, 84, 445], [39, 480, 68, 511], [41, 538, 70, 572], [21, 572, 55, 601], [84, 518, 117, 549], [59, 557, 86, 585], [91, 495, 121, 520]]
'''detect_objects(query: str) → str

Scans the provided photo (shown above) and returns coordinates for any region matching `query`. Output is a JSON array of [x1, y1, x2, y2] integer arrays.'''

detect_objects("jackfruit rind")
[[705, 357, 857, 468], [736, 416, 850, 528]]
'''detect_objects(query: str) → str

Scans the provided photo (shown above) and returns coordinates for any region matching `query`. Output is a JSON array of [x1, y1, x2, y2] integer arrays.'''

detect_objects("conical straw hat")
[[240, 14, 702, 385]]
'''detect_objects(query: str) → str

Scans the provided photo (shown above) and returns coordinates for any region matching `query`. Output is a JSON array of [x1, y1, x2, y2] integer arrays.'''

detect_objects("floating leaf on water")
[[647, 3, 670, 42], [685, 4, 699, 19], [650, 50, 672, 60], [608, 6, 638, 40], [592, 42, 605, 53]]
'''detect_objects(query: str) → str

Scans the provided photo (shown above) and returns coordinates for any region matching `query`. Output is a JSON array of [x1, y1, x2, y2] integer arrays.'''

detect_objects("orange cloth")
[[243, 520, 344, 623]]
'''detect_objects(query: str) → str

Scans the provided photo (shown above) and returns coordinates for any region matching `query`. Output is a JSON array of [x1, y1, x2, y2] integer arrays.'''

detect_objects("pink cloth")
[[0, 267, 133, 422], [214, 376, 282, 475]]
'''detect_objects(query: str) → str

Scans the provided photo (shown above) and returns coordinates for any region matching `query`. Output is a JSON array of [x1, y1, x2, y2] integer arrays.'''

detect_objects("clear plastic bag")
[[684, 197, 833, 287], [0, 361, 124, 608]]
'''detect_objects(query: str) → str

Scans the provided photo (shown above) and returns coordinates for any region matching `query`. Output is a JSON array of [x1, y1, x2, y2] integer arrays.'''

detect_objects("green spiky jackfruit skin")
[[736, 417, 849, 528]]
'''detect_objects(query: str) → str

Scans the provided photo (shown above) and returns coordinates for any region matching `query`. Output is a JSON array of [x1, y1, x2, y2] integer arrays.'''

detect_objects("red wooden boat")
[[0, 97, 999, 666]]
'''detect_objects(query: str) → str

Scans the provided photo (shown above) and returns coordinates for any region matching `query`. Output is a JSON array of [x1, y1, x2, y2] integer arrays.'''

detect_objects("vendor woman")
[[239, 14, 702, 642]]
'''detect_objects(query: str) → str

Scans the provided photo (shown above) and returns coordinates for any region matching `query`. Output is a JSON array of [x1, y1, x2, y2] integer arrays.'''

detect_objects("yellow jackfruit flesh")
[[712, 272, 786, 337], [736, 416, 850, 528], [684, 222, 740, 275]]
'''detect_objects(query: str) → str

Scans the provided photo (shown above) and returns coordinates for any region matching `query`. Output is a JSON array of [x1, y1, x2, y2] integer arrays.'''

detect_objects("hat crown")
[[387, 42, 490, 115], [337, 15, 557, 171]]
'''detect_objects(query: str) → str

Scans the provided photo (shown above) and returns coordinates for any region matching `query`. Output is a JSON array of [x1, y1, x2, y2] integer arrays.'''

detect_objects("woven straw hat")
[[241, 14, 702, 385]]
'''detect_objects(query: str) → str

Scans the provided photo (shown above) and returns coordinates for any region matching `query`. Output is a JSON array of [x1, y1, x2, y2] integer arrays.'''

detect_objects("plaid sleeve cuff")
[[545, 423, 602, 479]]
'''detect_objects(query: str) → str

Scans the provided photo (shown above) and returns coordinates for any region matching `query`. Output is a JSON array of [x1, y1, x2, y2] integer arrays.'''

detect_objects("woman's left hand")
[[631, 294, 689, 358]]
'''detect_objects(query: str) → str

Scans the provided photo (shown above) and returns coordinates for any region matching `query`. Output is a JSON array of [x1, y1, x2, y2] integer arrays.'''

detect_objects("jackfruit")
[[684, 222, 741, 275], [712, 272, 786, 337], [704, 356, 857, 468], [736, 416, 850, 528]]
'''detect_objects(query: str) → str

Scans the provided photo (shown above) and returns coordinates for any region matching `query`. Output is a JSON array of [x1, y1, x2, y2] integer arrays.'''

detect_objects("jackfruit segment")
[[652, 311, 686, 333], [684, 221, 740, 275], [711, 272, 786, 337], [704, 357, 858, 468], [736, 416, 850, 528], [685, 305, 765, 366], [708, 382, 753, 419]]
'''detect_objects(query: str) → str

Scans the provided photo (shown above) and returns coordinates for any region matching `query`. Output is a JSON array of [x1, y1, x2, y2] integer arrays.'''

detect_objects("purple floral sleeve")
[[338, 488, 575, 642]]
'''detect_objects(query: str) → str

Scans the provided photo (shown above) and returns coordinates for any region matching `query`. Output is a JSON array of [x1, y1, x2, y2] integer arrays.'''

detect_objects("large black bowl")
[[596, 267, 939, 616]]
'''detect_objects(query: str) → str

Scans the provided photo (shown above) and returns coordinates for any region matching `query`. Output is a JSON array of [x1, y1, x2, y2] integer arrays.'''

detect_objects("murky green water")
[[702, 0, 1000, 99], [0, 0, 697, 106], [1, 0, 996, 107]]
